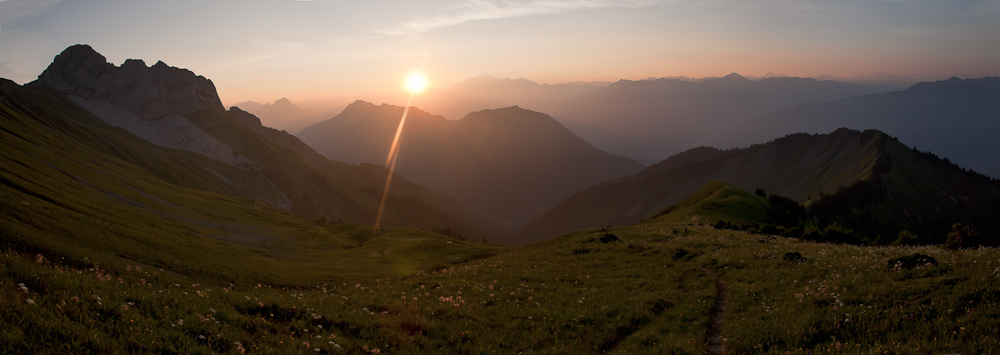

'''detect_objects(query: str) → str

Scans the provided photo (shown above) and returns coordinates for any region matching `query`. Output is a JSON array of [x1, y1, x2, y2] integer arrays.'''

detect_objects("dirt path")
[[701, 267, 728, 355]]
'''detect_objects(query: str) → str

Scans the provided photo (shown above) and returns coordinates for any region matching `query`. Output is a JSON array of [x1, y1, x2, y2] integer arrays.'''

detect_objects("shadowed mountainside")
[[519, 128, 1000, 245], [227, 106, 485, 229], [0, 77, 502, 285], [14, 45, 491, 239], [298, 101, 644, 233]]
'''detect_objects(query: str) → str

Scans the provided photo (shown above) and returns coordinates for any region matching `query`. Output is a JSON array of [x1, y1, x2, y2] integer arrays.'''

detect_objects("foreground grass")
[[3, 224, 997, 354]]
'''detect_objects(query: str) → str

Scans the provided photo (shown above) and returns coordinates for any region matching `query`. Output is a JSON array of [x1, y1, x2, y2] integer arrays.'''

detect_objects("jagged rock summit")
[[32, 44, 223, 120]]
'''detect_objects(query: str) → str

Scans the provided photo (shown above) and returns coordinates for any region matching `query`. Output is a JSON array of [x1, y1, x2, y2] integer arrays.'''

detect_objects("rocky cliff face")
[[32, 44, 224, 120]]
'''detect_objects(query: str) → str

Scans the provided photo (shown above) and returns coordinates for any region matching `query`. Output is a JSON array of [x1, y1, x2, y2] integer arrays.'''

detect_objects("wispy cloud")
[[375, 0, 666, 35], [214, 40, 311, 70], [0, 29, 55, 83], [0, 0, 65, 23], [0, 0, 65, 82]]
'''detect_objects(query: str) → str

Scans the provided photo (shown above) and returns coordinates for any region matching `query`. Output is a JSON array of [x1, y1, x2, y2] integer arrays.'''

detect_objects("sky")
[[1, 0, 998, 107]]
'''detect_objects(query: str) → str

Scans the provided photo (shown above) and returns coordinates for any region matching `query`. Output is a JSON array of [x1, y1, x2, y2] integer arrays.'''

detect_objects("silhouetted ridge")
[[520, 127, 1000, 245], [904, 76, 1000, 93], [734, 76, 1000, 176], [32, 44, 224, 120], [298, 102, 643, 235], [703, 73, 752, 87], [461, 106, 567, 131]]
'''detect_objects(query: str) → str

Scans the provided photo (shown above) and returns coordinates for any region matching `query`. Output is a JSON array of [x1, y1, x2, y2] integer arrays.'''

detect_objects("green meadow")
[[4, 221, 997, 354]]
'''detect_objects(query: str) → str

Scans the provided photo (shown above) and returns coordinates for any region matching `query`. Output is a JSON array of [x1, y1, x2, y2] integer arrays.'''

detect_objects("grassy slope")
[[643, 180, 769, 226], [2, 223, 996, 354], [228, 107, 476, 226], [2, 112, 996, 352], [188, 106, 495, 239], [5, 79, 491, 241], [808, 136, 1000, 245], [517, 129, 881, 244], [3, 78, 998, 353], [184, 108, 377, 221], [1, 79, 502, 286]]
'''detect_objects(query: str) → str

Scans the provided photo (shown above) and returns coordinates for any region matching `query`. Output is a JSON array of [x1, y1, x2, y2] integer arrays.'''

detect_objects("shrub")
[[599, 233, 620, 243], [944, 223, 978, 249], [892, 230, 920, 246]]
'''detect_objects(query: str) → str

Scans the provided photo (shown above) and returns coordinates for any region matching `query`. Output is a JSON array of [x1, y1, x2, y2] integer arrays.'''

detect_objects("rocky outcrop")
[[32, 44, 224, 120], [228, 106, 264, 130]]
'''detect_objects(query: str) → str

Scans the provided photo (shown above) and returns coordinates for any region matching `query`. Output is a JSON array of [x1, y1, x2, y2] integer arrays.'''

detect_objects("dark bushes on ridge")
[[600, 233, 620, 243]]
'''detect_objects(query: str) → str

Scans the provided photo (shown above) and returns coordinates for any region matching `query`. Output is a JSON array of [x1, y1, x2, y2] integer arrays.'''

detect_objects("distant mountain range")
[[4, 44, 996, 251], [518, 128, 1000, 245], [424, 73, 998, 180], [298, 102, 644, 231], [422, 73, 884, 165], [546, 73, 880, 163], [728, 77, 1000, 177], [234, 98, 339, 134], [418, 74, 609, 121]]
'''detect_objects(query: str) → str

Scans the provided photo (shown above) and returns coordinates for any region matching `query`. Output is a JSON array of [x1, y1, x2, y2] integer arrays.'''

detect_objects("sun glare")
[[405, 72, 428, 94]]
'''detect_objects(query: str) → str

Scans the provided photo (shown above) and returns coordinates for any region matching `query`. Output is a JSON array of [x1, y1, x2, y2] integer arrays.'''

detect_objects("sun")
[[405, 72, 429, 94]]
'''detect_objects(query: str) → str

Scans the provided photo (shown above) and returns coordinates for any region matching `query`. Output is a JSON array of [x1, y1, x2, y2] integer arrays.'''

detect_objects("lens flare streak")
[[373, 42, 432, 237], [373, 92, 415, 236]]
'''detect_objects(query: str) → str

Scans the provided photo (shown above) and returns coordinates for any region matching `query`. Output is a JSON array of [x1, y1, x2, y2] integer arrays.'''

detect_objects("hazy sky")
[[1, 0, 998, 106]]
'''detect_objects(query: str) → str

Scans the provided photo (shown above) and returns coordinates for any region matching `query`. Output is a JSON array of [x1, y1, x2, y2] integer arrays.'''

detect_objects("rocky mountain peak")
[[722, 72, 748, 80], [228, 106, 263, 129], [32, 44, 224, 120], [703, 72, 752, 87]]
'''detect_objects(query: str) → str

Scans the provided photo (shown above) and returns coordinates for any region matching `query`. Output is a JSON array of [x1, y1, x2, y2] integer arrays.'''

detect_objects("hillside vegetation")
[[643, 180, 770, 226], [3, 222, 997, 353], [3, 46, 998, 354], [520, 129, 1000, 246], [1, 79, 501, 286]]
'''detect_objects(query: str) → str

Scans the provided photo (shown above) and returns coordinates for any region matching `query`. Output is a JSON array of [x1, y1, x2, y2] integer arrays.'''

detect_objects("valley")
[[2, 43, 998, 354]]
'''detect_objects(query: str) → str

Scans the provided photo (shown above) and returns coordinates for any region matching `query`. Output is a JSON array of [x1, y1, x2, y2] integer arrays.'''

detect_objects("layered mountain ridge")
[[234, 97, 338, 134], [10, 44, 490, 239], [732, 76, 1000, 177], [519, 128, 1000, 245], [298, 101, 644, 230]]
